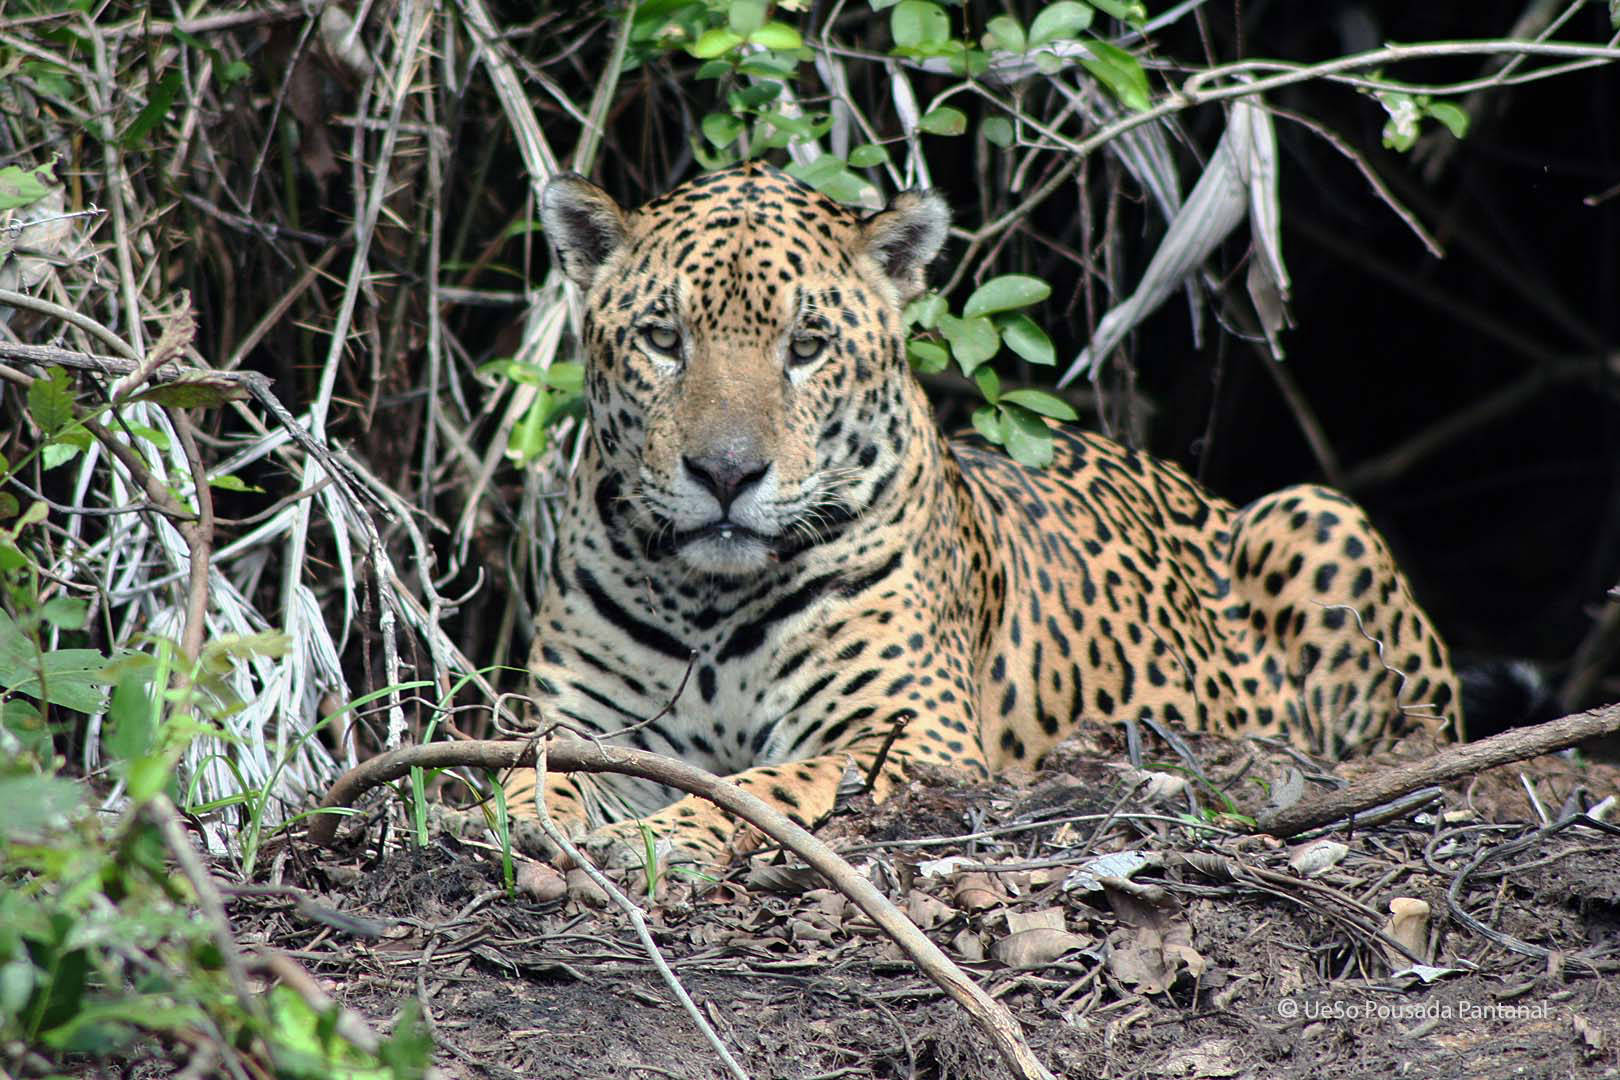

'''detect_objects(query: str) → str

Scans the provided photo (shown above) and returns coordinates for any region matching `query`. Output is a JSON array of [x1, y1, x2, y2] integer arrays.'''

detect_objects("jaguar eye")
[[788, 336, 827, 365], [642, 326, 680, 354]]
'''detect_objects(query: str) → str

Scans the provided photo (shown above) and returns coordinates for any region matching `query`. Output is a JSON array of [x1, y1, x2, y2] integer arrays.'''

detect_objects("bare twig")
[[528, 742, 753, 1080], [1257, 703, 1620, 837]]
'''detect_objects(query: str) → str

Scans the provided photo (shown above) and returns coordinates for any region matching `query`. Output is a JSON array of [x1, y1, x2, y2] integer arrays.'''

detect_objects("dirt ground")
[[244, 730, 1620, 1080]]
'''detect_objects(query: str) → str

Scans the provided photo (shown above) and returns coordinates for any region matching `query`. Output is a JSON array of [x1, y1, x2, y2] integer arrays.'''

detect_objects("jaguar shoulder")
[[502, 162, 1460, 866]]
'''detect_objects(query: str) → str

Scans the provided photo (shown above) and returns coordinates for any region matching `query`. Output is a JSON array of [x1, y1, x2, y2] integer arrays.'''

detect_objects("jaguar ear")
[[861, 190, 950, 301], [541, 173, 629, 290]]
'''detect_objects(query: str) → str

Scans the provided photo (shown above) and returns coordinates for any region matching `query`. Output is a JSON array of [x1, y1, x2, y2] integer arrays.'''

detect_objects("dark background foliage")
[[474, 1, 1620, 713]]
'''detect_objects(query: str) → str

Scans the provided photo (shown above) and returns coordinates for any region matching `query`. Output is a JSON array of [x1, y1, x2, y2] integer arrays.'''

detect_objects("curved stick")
[[310, 737, 1057, 1080]]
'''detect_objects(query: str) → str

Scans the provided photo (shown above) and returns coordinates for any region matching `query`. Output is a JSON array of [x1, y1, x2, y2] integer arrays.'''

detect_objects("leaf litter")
[[243, 728, 1620, 1078]]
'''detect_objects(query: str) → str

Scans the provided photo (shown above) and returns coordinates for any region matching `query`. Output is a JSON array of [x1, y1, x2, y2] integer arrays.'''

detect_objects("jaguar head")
[[541, 164, 948, 576]]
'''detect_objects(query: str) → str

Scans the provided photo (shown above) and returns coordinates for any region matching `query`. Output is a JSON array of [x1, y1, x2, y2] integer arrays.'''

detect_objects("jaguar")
[[505, 162, 1460, 866]]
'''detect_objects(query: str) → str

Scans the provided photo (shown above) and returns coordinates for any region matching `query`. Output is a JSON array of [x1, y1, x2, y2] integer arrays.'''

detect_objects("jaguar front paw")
[[579, 816, 730, 874]]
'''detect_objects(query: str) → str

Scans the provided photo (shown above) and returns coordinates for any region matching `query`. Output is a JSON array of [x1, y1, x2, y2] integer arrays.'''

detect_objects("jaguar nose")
[[682, 454, 770, 512]]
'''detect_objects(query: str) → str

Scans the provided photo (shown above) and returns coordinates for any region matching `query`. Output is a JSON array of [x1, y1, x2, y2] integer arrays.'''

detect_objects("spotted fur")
[[508, 163, 1460, 865]]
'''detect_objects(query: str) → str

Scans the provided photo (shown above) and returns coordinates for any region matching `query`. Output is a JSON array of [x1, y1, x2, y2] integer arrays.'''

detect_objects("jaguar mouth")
[[649, 520, 783, 565], [676, 520, 775, 548], [641, 503, 861, 567]]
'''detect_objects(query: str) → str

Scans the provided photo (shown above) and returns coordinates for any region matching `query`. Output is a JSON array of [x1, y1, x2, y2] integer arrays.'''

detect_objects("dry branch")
[[310, 737, 1060, 1080], [1257, 703, 1620, 837]]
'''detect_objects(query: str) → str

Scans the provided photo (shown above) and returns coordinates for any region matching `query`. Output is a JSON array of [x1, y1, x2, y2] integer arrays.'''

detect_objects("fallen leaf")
[[1006, 907, 1066, 934], [905, 888, 954, 930], [1288, 839, 1349, 877], [788, 917, 837, 945], [516, 861, 566, 903], [1380, 897, 1430, 966], [1388, 964, 1464, 985], [1064, 850, 1157, 893], [992, 927, 1090, 967], [1102, 881, 1206, 991], [952, 871, 1002, 911], [917, 854, 977, 877], [564, 868, 607, 907], [953, 928, 986, 963], [1159, 1037, 1242, 1077], [803, 888, 849, 921], [745, 860, 821, 894], [1263, 766, 1306, 814], [1106, 927, 1176, 993]]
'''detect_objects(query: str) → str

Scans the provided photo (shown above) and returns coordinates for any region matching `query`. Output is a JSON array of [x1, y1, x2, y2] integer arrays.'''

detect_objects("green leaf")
[[848, 143, 890, 168], [544, 361, 585, 392], [2, 650, 114, 713], [761, 109, 815, 136], [982, 116, 1014, 147], [972, 365, 1001, 403], [0, 160, 55, 212], [971, 404, 1005, 445], [985, 15, 1025, 52], [0, 775, 82, 838], [507, 396, 553, 462], [1029, 1, 1093, 47], [919, 107, 967, 136], [105, 674, 156, 762], [0, 494, 17, 522], [1, 700, 49, 757], [906, 339, 949, 374], [891, 0, 950, 50], [784, 156, 877, 206], [815, 169, 879, 206], [208, 473, 265, 493], [122, 70, 182, 147], [27, 367, 75, 437], [1379, 92, 1419, 152], [1087, 0, 1148, 22], [378, 999, 434, 1074], [731, 81, 783, 109], [748, 22, 802, 50], [199, 630, 290, 668], [130, 374, 248, 409], [937, 314, 1000, 375], [39, 597, 87, 631], [964, 274, 1052, 318], [1080, 38, 1151, 111], [947, 46, 991, 78], [695, 58, 733, 80], [40, 442, 82, 472], [904, 292, 947, 329], [688, 27, 743, 58], [1424, 100, 1469, 140], [0, 542, 26, 573], [786, 155, 845, 186], [738, 54, 797, 78], [1001, 387, 1078, 420], [121, 424, 171, 450], [41, 428, 92, 470], [124, 753, 172, 803], [998, 313, 1055, 365], [701, 111, 745, 148], [1000, 403, 1055, 467], [727, 0, 767, 35]]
